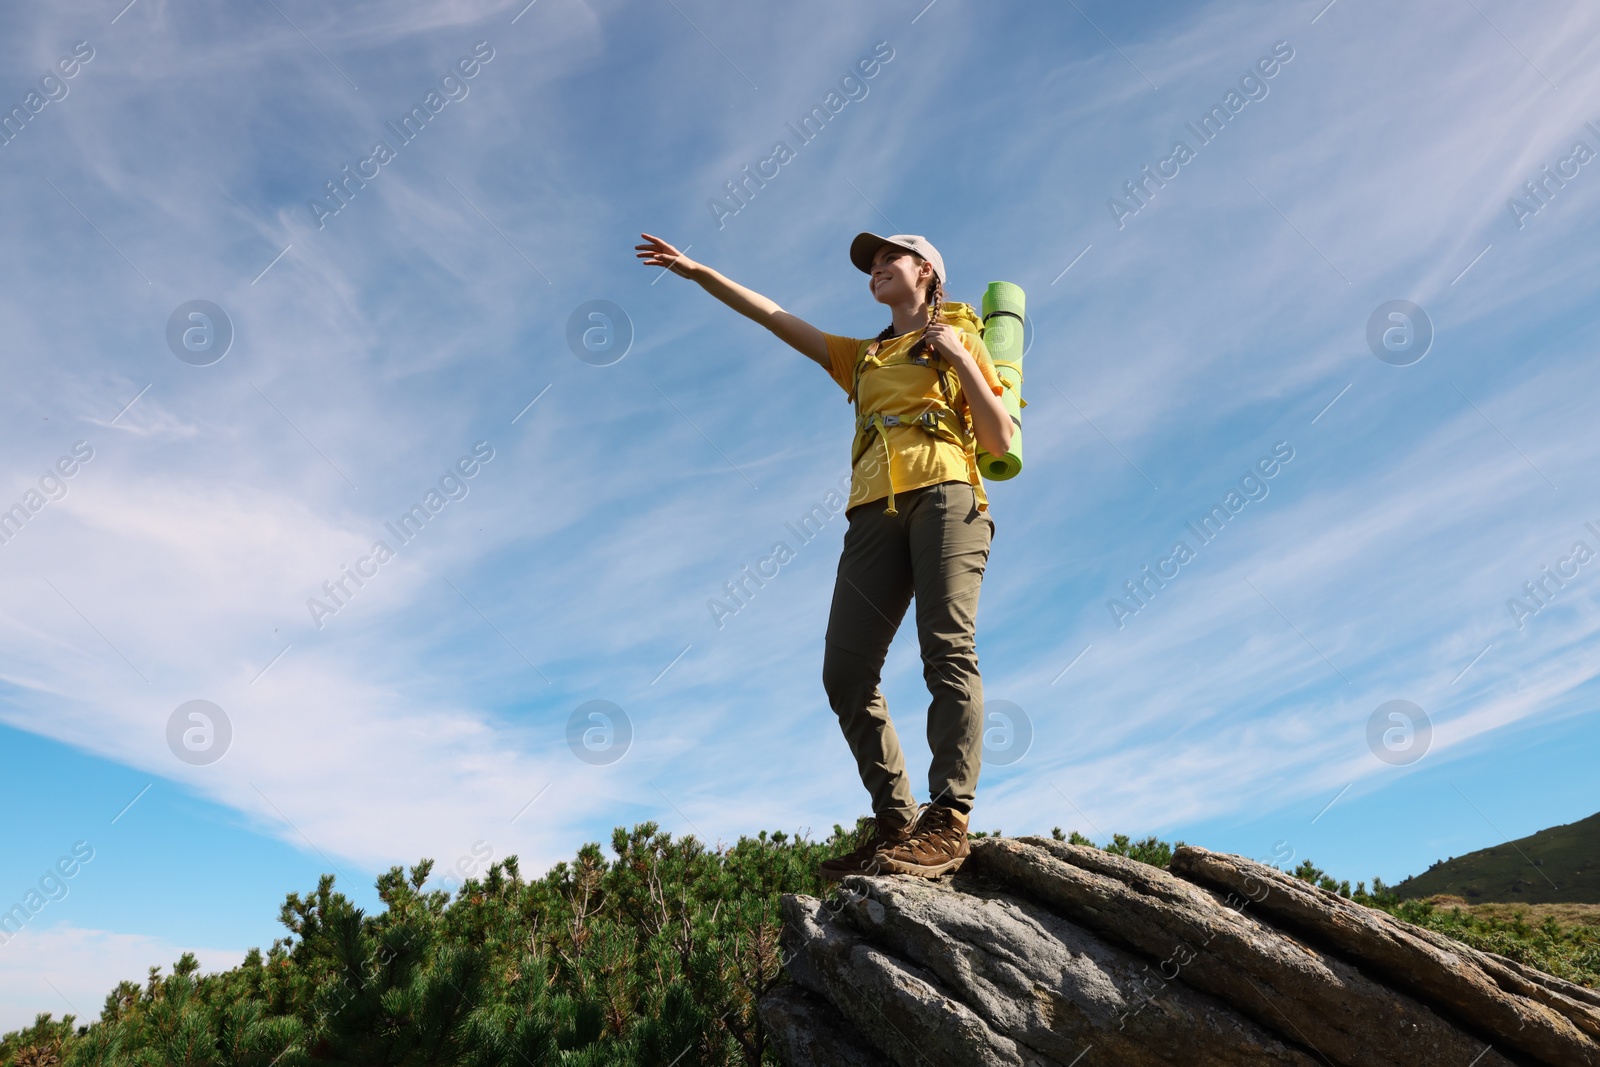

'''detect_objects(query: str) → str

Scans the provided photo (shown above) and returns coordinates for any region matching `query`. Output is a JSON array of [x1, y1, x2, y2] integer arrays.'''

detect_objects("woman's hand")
[[923, 321, 971, 365], [927, 323, 1013, 456], [635, 233, 701, 279]]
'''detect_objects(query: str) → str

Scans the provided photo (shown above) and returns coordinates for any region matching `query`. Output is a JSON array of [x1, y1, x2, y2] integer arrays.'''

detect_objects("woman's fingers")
[[636, 240, 689, 269], [635, 233, 696, 278], [637, 232, 678, 256]]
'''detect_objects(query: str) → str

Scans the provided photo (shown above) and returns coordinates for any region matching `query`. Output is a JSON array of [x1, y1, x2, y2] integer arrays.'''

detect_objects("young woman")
[[635, 231, 1012, 880]]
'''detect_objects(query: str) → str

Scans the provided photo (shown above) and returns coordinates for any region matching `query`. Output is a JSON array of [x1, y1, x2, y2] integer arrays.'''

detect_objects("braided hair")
[[869, 253, 969, 435]]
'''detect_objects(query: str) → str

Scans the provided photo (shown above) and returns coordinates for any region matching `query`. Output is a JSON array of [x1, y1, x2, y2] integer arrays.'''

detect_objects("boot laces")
[[911, 805, 963, 851]]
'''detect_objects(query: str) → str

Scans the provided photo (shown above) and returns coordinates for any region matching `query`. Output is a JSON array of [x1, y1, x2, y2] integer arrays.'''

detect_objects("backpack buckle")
[[881, 414, 900, 427], [918, 411, 939, 430]]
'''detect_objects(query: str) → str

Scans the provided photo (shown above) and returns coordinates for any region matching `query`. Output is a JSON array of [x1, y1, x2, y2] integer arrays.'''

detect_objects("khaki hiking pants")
[[822, 478, 994, 827]]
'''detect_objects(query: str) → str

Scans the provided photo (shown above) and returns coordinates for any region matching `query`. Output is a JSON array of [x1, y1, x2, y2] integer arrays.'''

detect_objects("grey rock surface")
[[1170, 843, 1600, 1066], [761, 836, 1598, 1066], [989, 836, 1526, 1066], [778, 893, 1058, 1067], [757, 983, 894, 1067], [829, 871, 1316, 1066]]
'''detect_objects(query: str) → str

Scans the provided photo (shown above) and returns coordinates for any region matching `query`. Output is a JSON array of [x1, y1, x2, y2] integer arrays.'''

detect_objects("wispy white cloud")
[[0, 922, 246, 1033]]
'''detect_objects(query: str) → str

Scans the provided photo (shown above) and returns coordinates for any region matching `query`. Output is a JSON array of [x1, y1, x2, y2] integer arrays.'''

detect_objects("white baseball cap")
[[850, 232, 945, 287]]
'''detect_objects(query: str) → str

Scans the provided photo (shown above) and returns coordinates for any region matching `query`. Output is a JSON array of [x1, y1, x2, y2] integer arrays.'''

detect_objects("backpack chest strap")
[[850, 407, 978, 516], [847, 332, 980, 515]]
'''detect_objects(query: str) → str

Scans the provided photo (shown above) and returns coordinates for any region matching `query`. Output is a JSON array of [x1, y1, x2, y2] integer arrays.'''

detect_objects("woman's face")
[[869, 246, 930, 306]]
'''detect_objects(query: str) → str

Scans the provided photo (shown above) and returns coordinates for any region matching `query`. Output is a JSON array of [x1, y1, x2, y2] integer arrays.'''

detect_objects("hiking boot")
[[873, 802, 970, 878], [818, 809, 917, 882]]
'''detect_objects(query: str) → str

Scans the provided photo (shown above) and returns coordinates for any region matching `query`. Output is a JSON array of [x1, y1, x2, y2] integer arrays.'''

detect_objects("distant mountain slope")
[[1393, 810, 1600, 904]]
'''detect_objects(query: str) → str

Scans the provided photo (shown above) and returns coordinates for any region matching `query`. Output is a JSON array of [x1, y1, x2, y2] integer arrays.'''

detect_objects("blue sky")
[[4, 0, 1600, 1029]]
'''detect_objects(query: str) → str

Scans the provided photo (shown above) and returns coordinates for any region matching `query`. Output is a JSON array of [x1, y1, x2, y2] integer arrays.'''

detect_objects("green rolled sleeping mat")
[[976, 281, 1027, 480]]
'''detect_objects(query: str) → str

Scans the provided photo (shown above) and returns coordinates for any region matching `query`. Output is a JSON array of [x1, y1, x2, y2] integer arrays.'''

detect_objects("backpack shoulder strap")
[[850, 338, 885, 406]]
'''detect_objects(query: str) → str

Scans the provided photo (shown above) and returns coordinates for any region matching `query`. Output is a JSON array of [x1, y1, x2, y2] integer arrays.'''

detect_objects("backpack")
[[847, 301, 1022, 515]]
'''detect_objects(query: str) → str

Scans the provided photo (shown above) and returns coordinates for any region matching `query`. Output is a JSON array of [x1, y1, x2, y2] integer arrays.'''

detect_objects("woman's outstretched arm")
[[636, 233, 829, 367]]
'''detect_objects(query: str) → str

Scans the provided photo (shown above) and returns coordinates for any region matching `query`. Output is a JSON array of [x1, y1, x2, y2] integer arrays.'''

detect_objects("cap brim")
[[850, 232, 894, 275]]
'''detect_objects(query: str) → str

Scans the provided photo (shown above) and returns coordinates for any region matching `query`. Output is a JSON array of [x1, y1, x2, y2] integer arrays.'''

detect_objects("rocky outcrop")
[[758, 984, 892, 1067], [1170, 845, 1600, 1064], [757, 836, 1600, 1067]]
